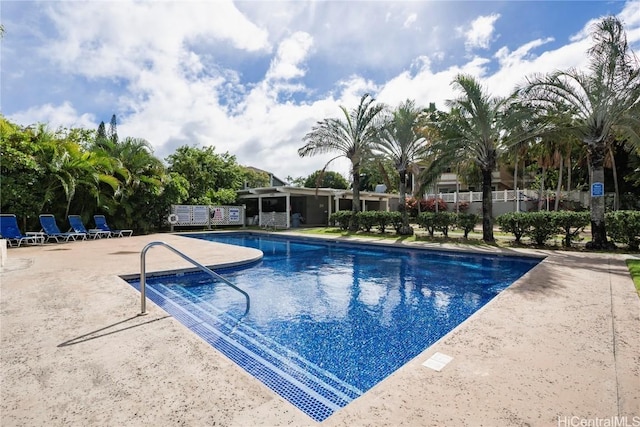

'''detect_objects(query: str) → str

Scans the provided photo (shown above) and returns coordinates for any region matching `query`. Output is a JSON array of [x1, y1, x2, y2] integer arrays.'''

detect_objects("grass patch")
[[625, 259, 640, 298], [298, 226, 503, 247], [300, 227, 417, 241]]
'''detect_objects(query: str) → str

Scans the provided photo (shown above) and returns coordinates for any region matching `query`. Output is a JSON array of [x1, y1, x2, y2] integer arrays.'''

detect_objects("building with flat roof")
[[236, 186, 399, 228]]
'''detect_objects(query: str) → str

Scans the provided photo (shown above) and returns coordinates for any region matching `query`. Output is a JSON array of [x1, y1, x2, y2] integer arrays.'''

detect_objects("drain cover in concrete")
[[422, 352, 453, 372]]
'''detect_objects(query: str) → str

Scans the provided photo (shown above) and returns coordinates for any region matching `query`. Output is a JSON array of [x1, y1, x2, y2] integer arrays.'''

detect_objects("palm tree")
[[375, 99, 429, 235], [299, 93, 385, 231], [438, 75, 534, 242], [109, 137, 165, 228], [413, 107, 453, 198], [520, 16, 640, 249]]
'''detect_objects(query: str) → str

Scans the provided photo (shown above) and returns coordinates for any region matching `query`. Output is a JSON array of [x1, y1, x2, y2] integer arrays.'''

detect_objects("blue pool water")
[[127, 233, 540, 421]]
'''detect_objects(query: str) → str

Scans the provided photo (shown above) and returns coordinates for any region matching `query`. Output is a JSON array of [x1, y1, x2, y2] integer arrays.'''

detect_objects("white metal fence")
[[425, 189, 591, 204]]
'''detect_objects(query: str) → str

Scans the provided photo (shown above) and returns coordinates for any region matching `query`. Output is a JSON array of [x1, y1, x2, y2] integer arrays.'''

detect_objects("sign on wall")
[[228, 207, 240, 222], [170, 205, 245, 227]]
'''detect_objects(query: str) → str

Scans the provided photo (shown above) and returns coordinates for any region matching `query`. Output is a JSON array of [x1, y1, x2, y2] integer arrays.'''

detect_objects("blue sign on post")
[[591, 182, 604, 197]]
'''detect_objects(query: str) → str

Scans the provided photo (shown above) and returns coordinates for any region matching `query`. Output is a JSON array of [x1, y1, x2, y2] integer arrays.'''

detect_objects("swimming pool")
[[127, 233, 541, 421]]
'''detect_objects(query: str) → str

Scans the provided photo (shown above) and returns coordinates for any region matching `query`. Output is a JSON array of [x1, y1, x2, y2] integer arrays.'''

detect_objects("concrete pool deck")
[[1, 232, 638, 426]]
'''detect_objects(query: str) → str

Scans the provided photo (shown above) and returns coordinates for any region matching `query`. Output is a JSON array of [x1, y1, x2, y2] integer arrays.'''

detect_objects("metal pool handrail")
[[139, 241, 250, 316]]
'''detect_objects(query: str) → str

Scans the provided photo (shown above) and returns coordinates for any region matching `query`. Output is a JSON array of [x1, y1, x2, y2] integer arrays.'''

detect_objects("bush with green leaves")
[[456, 213, 480, 238], [496, 212, 531, 244], [526, 211, 561, 246], [356, 211, 378, 232], [329, 211, 353, 230], [606, 210, 640, 250], [416, 212, 437, 236], [375, 211, 393, 233], [389, 211, 403, 233], [552, 211, 590, 247], [417, 212, 457, 237], [434, 212, 456, 237]]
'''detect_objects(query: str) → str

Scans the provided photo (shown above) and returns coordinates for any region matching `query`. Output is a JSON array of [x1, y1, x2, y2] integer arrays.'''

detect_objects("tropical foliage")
[[422, 75, 535, 242], [374, 99, 430, 235], [303, 170, 349, 189], [3, 16, 640, 249], [0, 116, 262, 233], [299, 93, 385, 230], [520, 16, 640, 249]]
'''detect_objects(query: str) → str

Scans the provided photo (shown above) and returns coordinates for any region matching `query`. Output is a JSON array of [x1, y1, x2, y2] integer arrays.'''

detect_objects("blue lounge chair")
[[39, 214, 86, 242], [0, 214, 44, 247], [68, 215, 111, 239], [93, 215, 133, 237]]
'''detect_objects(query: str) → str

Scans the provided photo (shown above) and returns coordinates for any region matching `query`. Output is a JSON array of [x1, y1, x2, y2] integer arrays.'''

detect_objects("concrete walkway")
[[1, 232, 638, 427]]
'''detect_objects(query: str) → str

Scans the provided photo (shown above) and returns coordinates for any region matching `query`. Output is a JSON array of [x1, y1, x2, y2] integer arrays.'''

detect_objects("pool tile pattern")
[[138, 281, 362, 422]]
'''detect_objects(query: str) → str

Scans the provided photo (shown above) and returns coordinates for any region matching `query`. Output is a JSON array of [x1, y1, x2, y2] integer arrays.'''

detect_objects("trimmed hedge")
[[457, 213, 480, 239], [330, 209, 640, 250], [357, 211, 378, 232], [554, 211, 590, 247], [416, 212, 479, 238], [329, 211, 353, 230], [606, 210, 640, 250], [329, 210, 405, 234], [495, 212, 531, 244], [496, 211, 589, 247]]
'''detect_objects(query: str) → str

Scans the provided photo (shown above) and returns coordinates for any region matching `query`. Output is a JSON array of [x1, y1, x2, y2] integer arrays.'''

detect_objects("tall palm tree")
[[299, 93, 385, 231], [520, 16, 640, 249], [375, 99, 429, 235], [413, 107, 454, 198], [438, 75, 534, 242]]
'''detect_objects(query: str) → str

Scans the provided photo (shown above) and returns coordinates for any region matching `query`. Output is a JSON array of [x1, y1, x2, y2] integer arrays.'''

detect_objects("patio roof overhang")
[[237, 186, 397, 201]]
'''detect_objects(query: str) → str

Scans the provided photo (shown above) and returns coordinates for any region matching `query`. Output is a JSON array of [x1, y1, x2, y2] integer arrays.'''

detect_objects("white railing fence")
[[424, 189, 590, 204]]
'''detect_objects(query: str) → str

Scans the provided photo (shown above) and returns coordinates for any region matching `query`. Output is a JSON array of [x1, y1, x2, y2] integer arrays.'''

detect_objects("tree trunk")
[[377, 160, 393, 193], [554, 156, 563, 211], [398, 170, 413, 236], [609, 146, 619, 211], [539, 166, 546, 211], [350, 164, 361, 231], [586, 141, 610, 249], [566, 155, 572, 198], [481, 168, 494, 242], [513, 157, 519, 211]]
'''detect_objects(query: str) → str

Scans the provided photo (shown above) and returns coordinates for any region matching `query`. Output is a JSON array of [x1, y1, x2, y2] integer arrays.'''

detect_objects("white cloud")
[[462, 13, 501, 50], [266, 32, 314, 81], [494, 37, 555, 68], [404, 13, 418, 29], [4, 0, 640, 185], [45, 1, 271, 79], [8, 102, 96, 131]]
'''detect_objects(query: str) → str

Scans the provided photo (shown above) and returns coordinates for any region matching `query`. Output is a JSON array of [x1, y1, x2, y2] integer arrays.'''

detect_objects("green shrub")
[[552, 211, 590, 248], [416, 212, 436, 236], [606, 210, 640, 250], [434, 212, 456, 237], [417, 212, 457, 237], [389, 211, 403, 233], [375, 211, 393, 233], [526, 211, 560, 246], [356, 211, 378, 232], [329, 211, 352, 231], [496, 212, 531, 244], [456, 213, 480, 238]]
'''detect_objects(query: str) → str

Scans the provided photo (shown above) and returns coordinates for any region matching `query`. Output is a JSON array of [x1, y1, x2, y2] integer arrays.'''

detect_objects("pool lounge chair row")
[[0, 214, 132, 247]]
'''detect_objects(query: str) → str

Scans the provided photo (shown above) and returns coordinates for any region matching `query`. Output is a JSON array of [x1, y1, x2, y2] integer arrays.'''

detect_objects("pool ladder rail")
[[139, 241, 250, 316]]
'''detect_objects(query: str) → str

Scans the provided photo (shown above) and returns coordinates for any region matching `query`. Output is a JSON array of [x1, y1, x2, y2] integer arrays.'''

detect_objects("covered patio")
[[237, 186, 398, 228]]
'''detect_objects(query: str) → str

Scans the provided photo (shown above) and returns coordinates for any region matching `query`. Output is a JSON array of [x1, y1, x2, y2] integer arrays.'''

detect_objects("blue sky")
[[2, 1, 639, 181]]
